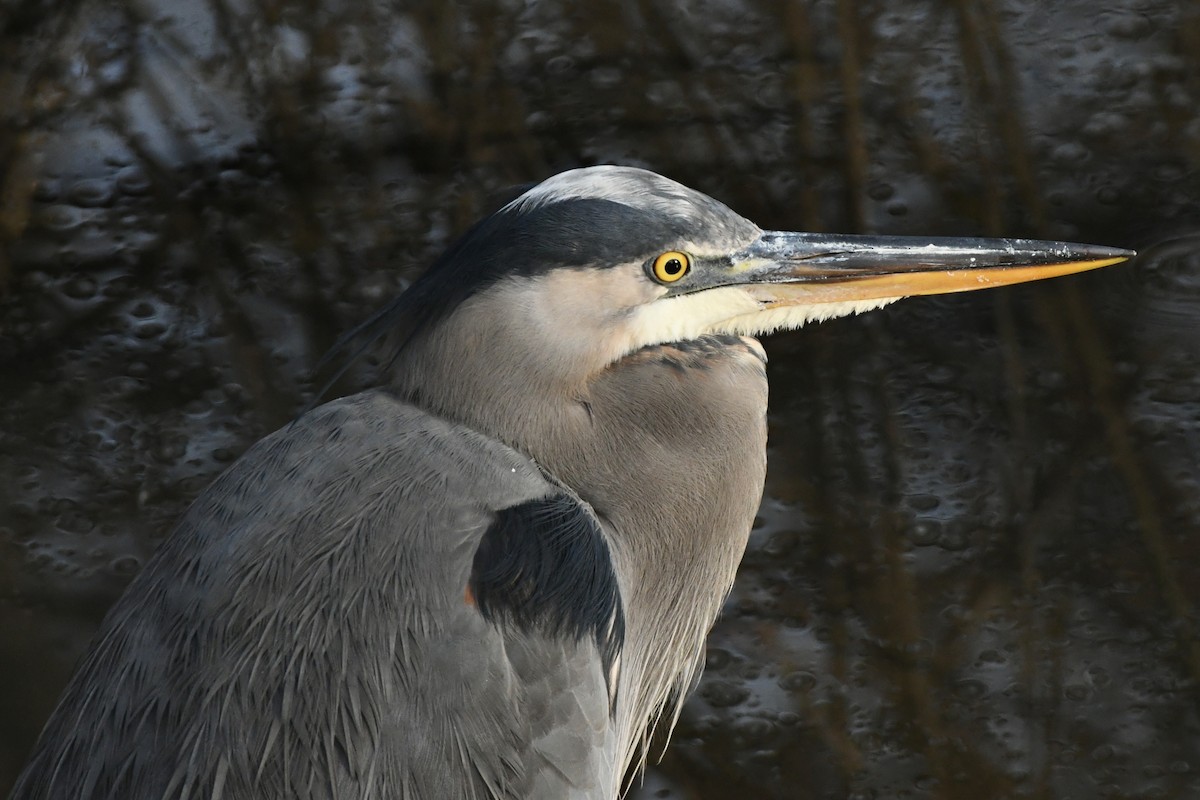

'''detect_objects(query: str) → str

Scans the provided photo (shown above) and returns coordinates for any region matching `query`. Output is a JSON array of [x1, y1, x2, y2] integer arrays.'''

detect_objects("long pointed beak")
[[722, 232, 1134, 305]]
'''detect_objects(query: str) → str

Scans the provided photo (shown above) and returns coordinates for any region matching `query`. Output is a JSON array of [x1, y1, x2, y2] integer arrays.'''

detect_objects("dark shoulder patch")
[[470, 494, 625, 701]]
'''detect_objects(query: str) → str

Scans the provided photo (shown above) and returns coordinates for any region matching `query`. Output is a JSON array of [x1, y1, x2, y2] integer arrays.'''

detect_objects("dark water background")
[[2, 1, 1199, 797]]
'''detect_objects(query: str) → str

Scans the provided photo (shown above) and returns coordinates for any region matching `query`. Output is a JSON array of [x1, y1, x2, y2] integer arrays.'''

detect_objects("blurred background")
[[1, 0, 1198, 797]]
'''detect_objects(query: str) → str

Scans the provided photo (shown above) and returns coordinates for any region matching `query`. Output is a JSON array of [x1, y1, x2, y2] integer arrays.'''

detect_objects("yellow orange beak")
[[680, 232, 1133, 305]]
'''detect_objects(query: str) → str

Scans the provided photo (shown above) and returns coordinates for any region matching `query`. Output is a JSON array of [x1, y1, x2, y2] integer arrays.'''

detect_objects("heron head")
[[362, 166, 1131, 386]]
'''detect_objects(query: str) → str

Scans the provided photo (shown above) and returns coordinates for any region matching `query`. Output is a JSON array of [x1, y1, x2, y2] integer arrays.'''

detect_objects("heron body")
[[11, 167, 1131, 799]]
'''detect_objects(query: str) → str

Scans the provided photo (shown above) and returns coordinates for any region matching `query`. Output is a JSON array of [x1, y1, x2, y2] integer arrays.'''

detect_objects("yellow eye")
[[651, 251, 691, 283]]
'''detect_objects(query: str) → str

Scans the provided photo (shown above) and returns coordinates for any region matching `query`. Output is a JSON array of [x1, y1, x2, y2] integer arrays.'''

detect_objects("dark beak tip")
[[1088, 245, 1136, 259]]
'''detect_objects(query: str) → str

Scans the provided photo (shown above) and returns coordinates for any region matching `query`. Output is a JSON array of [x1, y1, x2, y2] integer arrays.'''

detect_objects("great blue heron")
[[11, 166, 1131, 799]]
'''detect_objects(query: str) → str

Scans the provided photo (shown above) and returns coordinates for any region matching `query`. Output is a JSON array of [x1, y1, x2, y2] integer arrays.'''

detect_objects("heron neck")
[[390, 330, 768, 771]]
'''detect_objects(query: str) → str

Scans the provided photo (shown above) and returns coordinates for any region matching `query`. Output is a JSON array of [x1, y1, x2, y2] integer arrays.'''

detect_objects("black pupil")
[[664, 258, 683, 275]]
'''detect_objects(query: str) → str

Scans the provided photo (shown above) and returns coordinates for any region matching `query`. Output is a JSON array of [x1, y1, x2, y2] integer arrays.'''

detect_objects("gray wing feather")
[[11, 390, 615, 800]]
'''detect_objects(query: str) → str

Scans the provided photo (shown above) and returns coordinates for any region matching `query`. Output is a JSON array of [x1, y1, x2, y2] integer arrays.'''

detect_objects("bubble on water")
[[61, 275, 99, 301], [109, 555, 142, 576], [67, 179, 115, 208], [779, 670, 817, 693], [732, 716, 776, 746], [116, 167, 151, 196], [867, 181, 895, 201], [908, 519, 942, 547], [705, 647, 733, 671], [38, 205, 85, 233], [700, 680, 749, 709]]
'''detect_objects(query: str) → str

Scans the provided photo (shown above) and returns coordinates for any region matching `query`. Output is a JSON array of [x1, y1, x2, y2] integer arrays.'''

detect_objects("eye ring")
[[650, 251, 691, 284]]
